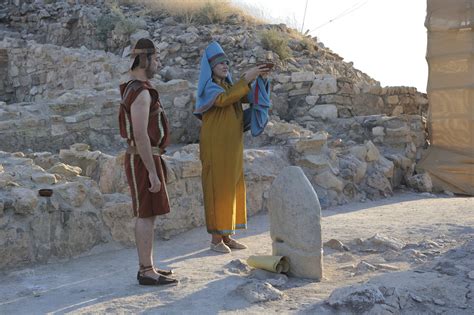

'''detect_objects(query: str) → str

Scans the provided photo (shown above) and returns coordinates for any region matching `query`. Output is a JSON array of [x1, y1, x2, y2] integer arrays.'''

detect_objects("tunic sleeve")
[[214, 79, 250, 108]]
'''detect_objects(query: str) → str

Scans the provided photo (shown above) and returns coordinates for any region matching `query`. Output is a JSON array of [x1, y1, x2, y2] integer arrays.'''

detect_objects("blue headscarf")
[[194, 42, 232, 119], [244, 77, 272, 136]]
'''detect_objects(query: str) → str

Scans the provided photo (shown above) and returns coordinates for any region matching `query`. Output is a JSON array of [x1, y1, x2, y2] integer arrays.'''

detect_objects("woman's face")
[[212, 62, 229, 80]]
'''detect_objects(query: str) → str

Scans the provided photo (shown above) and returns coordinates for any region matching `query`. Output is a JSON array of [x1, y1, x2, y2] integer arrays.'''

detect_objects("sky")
[[235, 0, 428, 92]]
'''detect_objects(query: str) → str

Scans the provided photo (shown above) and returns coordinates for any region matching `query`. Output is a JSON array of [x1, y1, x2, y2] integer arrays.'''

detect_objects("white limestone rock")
[[102, 196, 135, 246], [268, 166, 323, 280], [305, 95, 319, 105], [309, 104, 338, 120], [296, 155, 331, 172], [293, 131, 328, 154], [53, 181, 88, 208], [98, 153, 129, 194], [12, 187, 38, 215], [31, 172, 57, 185], [310, 74, 338, 95], [407, 173, 433, 192], [364, 233, 405, 251], [48, 162, 82, 178], [372, 126, 385, 137], [173, 94, 191, 108], [315, 170, 344, 192], [327, 284, 385, 312], [349, 145, 368, 162], [365, 141, 380, 162], [291, 71, 315, 82], [236, 280, 284, 303]]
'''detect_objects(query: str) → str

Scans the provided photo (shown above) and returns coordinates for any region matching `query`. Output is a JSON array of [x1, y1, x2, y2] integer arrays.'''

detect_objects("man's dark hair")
[[131, 38, 156, 70]]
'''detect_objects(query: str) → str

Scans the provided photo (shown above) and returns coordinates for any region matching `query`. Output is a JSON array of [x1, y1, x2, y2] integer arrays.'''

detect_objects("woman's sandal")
[[224, 238, 248, 249], [137, 265, 178, 286]]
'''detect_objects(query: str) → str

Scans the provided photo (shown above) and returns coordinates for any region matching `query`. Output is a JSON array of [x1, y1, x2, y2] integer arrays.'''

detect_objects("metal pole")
[[301, 0, 309, 33]]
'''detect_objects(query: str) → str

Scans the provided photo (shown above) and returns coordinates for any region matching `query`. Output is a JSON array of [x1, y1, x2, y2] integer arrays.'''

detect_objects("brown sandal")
[[137, 265, 178, 286], [137, 264, 173, 280]]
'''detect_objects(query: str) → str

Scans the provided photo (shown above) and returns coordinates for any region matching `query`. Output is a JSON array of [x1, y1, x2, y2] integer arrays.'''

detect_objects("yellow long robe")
[[200, 78, 250, 235]]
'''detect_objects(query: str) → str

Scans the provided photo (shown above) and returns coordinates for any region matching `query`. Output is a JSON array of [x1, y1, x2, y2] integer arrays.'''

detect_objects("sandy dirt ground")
[[0, 192, 473, 314]]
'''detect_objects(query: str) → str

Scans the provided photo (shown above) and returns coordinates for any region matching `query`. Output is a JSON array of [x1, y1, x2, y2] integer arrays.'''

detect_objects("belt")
[[126, 146, 164, 156]]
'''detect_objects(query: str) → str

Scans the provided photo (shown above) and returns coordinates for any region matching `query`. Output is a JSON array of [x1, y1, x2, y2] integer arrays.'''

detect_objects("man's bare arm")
[[130, 90, 161, 193]]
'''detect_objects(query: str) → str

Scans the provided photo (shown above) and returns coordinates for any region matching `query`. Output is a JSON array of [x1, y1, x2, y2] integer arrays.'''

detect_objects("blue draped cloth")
[[244, 77, 271, 137], [194, 42, 232, 119]]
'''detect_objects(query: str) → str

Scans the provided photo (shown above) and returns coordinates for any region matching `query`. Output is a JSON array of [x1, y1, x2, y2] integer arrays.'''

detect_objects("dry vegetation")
[[96, 2, 142, 43], [101, 0, 317, 59], [260, 28, 293, 61], [116, 0, 264, 25]]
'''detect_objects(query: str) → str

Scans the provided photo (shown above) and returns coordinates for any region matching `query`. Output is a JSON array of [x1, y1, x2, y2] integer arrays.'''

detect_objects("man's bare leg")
[[135, 216, 160, 278]]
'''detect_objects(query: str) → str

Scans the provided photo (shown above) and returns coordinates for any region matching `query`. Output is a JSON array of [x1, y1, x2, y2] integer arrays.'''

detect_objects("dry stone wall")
[[276, 72, 428, 124], [0, 38, 127, 103], [0, 114, 427, 269], [0, 0, 108, 50], [0, 143, 289, 269]]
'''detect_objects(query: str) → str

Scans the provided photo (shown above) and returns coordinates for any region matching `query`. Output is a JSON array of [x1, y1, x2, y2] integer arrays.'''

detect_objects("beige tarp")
[[418, 0, 474, 195]]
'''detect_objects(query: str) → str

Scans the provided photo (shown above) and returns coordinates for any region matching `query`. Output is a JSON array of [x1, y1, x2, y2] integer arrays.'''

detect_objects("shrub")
[[115, 18, 139, 37], [96, 5, 138, 43], [301, 36, 316, 51], [260, 29, 292, 61], [96, 13, 122, 42], [195, 1, 230, 24]]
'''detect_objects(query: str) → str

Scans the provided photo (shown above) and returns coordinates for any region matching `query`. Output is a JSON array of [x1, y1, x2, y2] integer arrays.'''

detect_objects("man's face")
[[212, 62, 229, 80], [146, 52, 161, 79]]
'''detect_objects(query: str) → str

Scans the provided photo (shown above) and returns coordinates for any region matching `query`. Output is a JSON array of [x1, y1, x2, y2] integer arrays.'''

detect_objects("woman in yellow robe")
[[195, 42, 269, 253]]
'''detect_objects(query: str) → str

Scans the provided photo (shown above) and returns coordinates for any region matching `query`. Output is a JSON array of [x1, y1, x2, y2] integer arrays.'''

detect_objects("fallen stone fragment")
[[467, 271, 474, 280], [382, 249, 401, 262], [409, 292, 423, 303], [406, 173, 433, 192], [249, 269, 288, 287], [432, 298, 446, 306], [324, 239, 350, 251], [421, 240, 442, 249], [434, 261, 459, 276], [374, 263, 400, 271], [404, 249, 427, 259], [444, 190, 454, 197], [236, 280, 285, 303], [363, 233, 405, 251], [327, 284, 385, 312], [224, 259, 252, 275], [356, 261, 377, 274], [336, 253, 355, 263]]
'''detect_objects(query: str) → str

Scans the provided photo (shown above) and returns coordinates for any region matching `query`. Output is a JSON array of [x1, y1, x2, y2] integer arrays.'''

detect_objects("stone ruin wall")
[[0, 38, 427, 153], [0, 1, 431, 269]]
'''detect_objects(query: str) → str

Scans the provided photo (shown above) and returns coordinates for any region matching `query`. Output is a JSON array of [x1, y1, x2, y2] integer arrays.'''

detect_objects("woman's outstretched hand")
[[244, 64, 271, 83]]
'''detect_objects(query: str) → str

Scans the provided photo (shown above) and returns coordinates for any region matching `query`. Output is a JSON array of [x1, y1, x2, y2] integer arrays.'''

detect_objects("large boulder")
[[327, 284, 385, 312], [310, 74, 338, 96], [407, 173, 433, 192], [267, 166, 323, 280]]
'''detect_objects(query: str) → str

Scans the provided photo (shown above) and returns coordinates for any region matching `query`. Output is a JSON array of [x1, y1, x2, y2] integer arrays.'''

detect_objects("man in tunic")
[[119, 38, 177, 285], [194, 42, 270, 253]]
